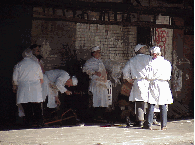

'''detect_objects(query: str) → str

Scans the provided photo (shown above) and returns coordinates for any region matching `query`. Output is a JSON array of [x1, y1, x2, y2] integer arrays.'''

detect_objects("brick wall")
[[76, 23, 137, 62], [32, 7, 174, 72], [31, 7, 76, 71], [32, 7, 175, 65]]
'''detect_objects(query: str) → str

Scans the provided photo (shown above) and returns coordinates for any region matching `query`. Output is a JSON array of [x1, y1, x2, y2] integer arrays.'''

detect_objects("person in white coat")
[[22, 44, 45, 73], [42, 69, 78, 109], [12, 45, 44, 127], [145, 46, 173, 130], [123, 44, 152, 127], [83, 46, 110, 120], [17, 45, 45, 118]]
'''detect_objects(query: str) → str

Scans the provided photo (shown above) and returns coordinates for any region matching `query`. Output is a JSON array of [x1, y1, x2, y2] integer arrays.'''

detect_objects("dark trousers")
[[147, 104, 167, 128], [21, 102, 43, 126]]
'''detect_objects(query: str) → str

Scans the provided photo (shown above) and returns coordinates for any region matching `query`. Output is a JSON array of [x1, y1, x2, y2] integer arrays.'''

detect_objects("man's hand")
[[13, 85, 17, 93], [55, 96, 61, 106], [94, 72, 101, 77], [65, 90, 72, 95]]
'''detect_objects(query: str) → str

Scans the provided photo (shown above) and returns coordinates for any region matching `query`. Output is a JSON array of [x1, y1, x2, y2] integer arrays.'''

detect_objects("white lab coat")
[[83, 57, 109, 107], [42, 69, 70, 108], [123, 54, 152, 102], [16, 49, 44, 117], [147, 56, 173, 105], [13, 57, 43, 104]]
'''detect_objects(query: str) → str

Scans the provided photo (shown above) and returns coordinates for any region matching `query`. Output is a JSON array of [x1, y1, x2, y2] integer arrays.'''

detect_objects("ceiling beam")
[[32, 16, 193, 30], [2, 1, 193, 18]]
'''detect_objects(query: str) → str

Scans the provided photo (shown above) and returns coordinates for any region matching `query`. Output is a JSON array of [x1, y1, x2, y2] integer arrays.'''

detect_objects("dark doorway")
[[0, 4, 33, 126], [137, 27, 151, 46]]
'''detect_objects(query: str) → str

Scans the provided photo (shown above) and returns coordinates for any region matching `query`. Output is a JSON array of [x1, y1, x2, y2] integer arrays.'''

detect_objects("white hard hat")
[[134, 44, 146, 52], [72, 76, 78, 86], [91, 46, 100, 52], [150, 46, 161, 54]]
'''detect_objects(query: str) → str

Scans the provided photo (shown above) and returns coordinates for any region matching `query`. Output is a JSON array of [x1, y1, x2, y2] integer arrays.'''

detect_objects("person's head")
[[36, 55, 43, 61], [22, 48, 33, 58], [30, 44, 41, 56], [134, 44, 147, 54], [65, 76, 78, 87], [91, 46, 101, 59], [150, 46, 161, 59]]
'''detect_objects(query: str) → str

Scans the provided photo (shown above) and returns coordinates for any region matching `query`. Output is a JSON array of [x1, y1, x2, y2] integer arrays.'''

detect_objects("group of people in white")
[[12, 43, 173, 130], [123, 44, 173, 130], [13, 44, 78, 127]]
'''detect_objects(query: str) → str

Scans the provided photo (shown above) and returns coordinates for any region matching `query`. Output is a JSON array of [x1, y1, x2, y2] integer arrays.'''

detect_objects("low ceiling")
[[0, 0, 193, 29]]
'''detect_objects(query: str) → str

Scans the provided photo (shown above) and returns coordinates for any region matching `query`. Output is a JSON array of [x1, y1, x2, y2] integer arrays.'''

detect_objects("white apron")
[[15, 51, 43, 116], [129, 79, 149, 102], [17, 80, 43, 104], [147, 56, 173, 105], [47, 85, 58, 108], [42, 73, 59, 108], [42, 70, 70, 108], [148, 80, 173, 105], [83, 57, 109, 107], [123, 54, 152, 102], [89, 63, 109, 107]]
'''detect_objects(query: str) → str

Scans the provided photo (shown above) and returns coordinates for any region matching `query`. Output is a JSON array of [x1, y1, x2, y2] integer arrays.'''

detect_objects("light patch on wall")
[[76, 23, 136, 62], [41, 40, 51, 59]]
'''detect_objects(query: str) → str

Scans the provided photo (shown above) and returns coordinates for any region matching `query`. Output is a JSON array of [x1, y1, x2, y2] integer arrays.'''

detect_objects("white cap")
[[91, 46, 100, 52], [150, 46, 161, 54], [134, 44, 146, 52], [22, 48, 33, 58], [72, 76, 78, 86]]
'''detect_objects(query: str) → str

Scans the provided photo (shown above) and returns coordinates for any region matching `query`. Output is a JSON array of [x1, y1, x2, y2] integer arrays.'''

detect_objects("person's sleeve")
[[12, 64, 19, 85], [83, 60, 96, 75], [122, 60, 132, 80], [145, 58, 154, 80], [166, 62, 172, 81], [159, 60, 172, 81], [39, 60, 45, 73], [40, 60, 44, 66], [55, 72, 70, 93], [38, 65, 43, 80], [146, 63, 153, 80]]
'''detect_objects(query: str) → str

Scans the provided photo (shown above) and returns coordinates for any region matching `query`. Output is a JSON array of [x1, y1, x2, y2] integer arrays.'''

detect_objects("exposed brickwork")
[[32, 7, 174, 71], [76, 23, 137, 62], [32, 7, 76, 70], [31, 20, 76, 70]]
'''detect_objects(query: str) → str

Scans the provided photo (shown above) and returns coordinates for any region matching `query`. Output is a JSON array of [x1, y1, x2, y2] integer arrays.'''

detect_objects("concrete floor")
[[0, 118, 194, 145]]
